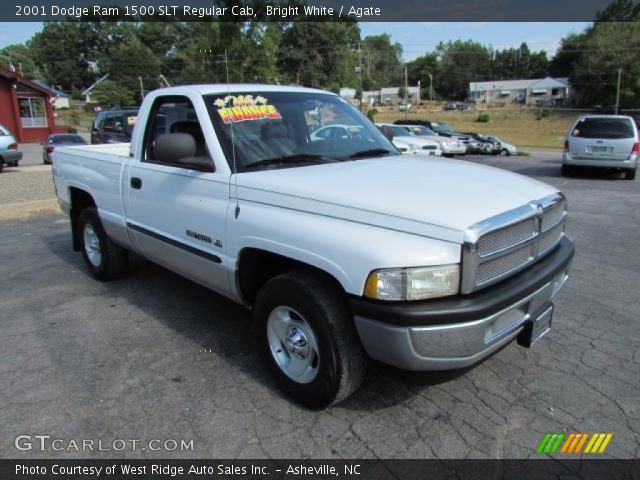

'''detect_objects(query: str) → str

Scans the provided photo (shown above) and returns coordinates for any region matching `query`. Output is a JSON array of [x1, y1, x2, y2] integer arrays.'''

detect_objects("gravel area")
[[0, 168, 55, 205]]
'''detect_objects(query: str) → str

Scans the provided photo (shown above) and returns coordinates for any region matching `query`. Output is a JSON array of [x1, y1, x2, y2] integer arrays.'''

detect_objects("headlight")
[[364, 265, 460, 301]]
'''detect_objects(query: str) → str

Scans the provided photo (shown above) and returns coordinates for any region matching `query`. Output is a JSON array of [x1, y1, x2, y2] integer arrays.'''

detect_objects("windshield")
[[205, 91, 398, 171], [405, 125, 435, 136], [49, 135, 86, 144], [571, 117, 635, 139], [431, 122, 454, 134]]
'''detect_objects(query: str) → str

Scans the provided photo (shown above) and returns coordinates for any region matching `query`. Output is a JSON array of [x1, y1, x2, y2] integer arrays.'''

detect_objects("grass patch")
[[377, 108, 581, 149]]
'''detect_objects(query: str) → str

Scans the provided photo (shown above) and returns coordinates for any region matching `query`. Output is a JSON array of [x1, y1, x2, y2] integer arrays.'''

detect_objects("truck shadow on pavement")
[[42, 227, 461, 410]]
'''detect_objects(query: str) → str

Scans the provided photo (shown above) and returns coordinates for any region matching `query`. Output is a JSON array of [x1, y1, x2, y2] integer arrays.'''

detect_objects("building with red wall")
[[0, 65, 63, 143]]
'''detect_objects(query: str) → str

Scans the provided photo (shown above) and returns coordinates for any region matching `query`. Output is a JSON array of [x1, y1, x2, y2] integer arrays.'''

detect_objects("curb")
[[0, 198, 60, 222]]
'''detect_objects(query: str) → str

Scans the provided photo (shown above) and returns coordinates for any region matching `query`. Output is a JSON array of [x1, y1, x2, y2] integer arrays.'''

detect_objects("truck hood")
[[235, 156, 557, 244]]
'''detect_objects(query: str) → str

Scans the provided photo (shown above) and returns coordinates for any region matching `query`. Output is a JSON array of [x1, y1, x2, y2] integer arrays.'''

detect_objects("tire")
[[561, 165, 572, 176], [0, 161, 3, 173], [625, 168, 636, 180], [254, 270, 368, 408], [77, 207, 128, 281], [500, 148, 510, 156]]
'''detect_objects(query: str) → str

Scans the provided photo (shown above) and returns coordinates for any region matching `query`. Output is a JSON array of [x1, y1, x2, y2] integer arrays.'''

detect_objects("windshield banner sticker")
[[213, 95, 281, 124]]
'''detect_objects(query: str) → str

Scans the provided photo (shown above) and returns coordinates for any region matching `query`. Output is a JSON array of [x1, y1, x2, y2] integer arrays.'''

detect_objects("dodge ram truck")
[[52, 85, 574, 408]]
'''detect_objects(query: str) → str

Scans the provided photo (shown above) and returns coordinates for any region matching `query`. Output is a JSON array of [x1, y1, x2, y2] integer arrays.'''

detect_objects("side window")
[[143, 96, 213, 170], [103, 114, 124, 133]]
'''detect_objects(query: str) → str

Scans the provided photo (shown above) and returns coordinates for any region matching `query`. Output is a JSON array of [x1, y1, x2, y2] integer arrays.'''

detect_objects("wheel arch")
[[235, 247, 350, 307], [69, 187, 97, 251]]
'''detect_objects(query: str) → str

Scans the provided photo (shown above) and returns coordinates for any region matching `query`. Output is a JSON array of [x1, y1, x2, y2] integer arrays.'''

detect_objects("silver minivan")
[[562, 115, 638, 180]]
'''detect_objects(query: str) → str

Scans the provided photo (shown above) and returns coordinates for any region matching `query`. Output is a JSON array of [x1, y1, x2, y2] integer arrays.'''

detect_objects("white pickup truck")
[[52, 85, 574, 408]]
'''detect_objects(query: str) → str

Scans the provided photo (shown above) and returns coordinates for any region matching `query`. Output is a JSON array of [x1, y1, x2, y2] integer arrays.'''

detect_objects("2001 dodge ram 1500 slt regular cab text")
[[52, 85, 574, 408]]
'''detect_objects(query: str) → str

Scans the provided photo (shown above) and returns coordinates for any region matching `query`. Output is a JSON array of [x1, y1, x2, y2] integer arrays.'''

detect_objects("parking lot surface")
[[1, 152, 638, 459]]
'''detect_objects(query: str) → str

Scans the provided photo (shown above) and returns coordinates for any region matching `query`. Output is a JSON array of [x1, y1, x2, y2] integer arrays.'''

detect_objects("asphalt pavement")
[[0, 152, 638, 459]]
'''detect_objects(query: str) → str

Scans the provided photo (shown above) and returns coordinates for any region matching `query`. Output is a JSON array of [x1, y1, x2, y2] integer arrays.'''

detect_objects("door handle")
[[130, 177, 142, 189]]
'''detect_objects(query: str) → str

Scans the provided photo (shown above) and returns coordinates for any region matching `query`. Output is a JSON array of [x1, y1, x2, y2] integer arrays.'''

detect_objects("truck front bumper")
[[349, 237, 574, 371]]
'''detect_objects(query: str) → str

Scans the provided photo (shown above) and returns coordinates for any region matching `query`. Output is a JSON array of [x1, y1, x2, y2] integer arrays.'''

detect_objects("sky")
[[0, 21, 591, 60]]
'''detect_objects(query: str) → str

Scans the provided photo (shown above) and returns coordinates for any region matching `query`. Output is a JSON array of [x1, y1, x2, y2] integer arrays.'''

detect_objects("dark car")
[[395, 119, 471, 150], [90, 109, 139, 144], [43, 134, 87, 164], [462, 132, 501, 155]]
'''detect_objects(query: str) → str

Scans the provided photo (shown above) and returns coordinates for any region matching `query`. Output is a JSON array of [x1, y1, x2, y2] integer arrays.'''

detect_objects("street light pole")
[[428, 73, 433, 106], [615, 67, 622, 115]]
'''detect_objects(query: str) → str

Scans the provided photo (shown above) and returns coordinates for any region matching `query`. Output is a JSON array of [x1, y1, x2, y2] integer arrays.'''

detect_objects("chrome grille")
[[476, 244, 534, 285], [462, 193, 568, 293], [477, 218, 537, 256], [538, 223, 565, 255], [541, 202, 565, 231]]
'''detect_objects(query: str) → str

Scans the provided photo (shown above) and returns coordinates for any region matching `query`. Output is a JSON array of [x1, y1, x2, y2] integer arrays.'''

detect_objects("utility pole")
[[404, 65, 408, 120], [429, 73, 433, 106], [615, 68, 622, 115], [138, 76, 144, 100], [357, 43, 363, 110]]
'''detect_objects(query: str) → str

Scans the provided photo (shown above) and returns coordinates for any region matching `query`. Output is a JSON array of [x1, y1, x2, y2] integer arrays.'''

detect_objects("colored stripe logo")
[[537, 433, 613, 454]]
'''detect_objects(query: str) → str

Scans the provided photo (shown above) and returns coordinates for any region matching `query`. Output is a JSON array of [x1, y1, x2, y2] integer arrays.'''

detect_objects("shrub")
[[476, 112, 490, 123], [67, 127, 78, 134], [536, 108, 550, 120], [367, 108, 378, 122]]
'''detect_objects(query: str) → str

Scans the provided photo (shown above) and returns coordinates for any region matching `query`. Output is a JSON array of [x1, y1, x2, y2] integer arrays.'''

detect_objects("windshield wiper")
[[348, 148, 394, 159], [244, 154, 341, 171]]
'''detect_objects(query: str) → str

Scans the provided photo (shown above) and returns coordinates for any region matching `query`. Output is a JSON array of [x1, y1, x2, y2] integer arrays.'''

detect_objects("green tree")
[[570, 22, 640, 108], [91, 79, 135, 107], [360, 34, 403, 89], [0, 44, 41, 78], [595, 0, 640, 20], [406, 52, 438, 99], [435, 40, 493, 100], [28, 22, 103, 90], [278, 22, 356, 89], [100, 38, 161, 103]]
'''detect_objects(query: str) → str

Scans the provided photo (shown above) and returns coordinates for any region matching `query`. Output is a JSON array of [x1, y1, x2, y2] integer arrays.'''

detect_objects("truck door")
[[123, 95, 231, 295]]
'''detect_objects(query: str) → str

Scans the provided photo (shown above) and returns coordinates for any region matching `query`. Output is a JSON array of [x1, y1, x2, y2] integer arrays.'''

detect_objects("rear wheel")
[[254, 270, 367, 408], [78, 207, 128, 281], [625, 168, 636, 180]]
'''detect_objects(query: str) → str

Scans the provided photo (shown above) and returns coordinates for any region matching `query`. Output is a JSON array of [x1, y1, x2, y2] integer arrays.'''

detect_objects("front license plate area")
[[518, 305, 553, 348]]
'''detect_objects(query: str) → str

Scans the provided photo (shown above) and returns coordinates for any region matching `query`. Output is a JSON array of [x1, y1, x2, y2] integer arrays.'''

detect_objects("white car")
[[488, 136, 517, 156], [376, 123, 442, 157], [52, 84, 574, 408], [395, 124, 466, 156], [309, 124, 367, 142]]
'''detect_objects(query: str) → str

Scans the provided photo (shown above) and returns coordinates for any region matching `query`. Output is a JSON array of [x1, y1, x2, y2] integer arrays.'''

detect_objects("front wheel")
[[254, 270, 368, 408], [500, 148, 510, 156], [78, 207, 128, 281]]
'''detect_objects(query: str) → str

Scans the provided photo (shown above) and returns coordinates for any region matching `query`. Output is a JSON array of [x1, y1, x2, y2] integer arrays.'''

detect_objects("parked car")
[[395, 120, 471, 150], [43, 134, 87, 164], [487, 136, 518, 156], [376, 123, 442, 156], [457, 103, 472, 111], [398, 103, 411, 112], [52, 84, 574, 408], [396, 124, 466, 157], [90, 108, 139, 144], [443, 102, 458, 111], [562, 115, 638, 180], [309, 124, 368, 142], [463, 132, 501, 155], [0, 124, 23, 170]]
